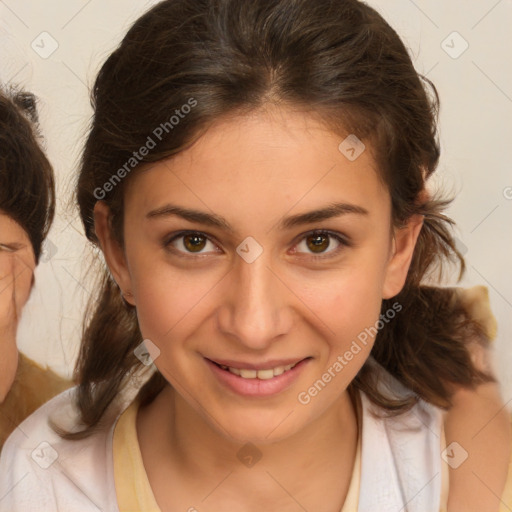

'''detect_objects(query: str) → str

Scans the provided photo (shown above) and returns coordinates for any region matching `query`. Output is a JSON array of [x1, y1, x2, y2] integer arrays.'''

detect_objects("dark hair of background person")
[[67, 0, 493, 439], [0, 87, 55, 265]]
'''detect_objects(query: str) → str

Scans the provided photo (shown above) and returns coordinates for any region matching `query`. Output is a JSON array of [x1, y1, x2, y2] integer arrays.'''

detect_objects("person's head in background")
[[72, 0, 491, 442], [0, 87, 55, 402]]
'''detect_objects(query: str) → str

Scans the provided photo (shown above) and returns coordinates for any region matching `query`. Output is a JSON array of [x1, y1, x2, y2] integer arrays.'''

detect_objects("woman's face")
[[96, 106, 421, 442], [0, 212, 36, 401]]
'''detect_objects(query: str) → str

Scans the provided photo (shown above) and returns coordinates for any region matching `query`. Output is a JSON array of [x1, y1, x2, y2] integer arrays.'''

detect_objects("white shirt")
[[0, 362, 443, 511]]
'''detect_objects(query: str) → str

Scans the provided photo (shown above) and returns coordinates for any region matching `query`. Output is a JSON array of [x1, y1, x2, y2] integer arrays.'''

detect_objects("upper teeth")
[[218, 363, 297, 380]]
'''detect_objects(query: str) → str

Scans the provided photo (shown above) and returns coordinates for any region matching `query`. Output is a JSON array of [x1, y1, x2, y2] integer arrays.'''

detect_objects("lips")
[[208, 358, 306, 371], [206, 356, 311, 397], [212, 361, 301, 380]]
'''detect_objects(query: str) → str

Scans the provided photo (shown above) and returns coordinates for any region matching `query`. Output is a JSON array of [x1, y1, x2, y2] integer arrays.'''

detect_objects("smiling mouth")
[[210, 359, 308, 380]]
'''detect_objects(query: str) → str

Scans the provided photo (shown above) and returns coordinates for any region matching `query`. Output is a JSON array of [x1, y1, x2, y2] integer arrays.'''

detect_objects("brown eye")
[[183, 233, 207, 252], [293, 230, 348, 258], [164, 231, 220, 256], [306, 233, 330, 253]]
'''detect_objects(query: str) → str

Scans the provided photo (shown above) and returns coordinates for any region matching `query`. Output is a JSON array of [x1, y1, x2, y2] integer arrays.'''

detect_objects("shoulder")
[[0, 353, 71, 446], [16, 352, 71, 394], [0, 387, 121, 512]]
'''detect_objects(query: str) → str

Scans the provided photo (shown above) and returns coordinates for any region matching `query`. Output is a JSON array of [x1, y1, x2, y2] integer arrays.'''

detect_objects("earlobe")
[[93, 201, 135, 306], [382, 214, 424, 299]]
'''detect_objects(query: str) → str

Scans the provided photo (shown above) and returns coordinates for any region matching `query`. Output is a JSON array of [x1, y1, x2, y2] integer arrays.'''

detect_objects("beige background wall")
[[1, 0, 511, 398]]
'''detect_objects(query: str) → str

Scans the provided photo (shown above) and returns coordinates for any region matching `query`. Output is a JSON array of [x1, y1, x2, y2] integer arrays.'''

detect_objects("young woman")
[[0, 87, 70, 448], [0, 1, 510, 511]]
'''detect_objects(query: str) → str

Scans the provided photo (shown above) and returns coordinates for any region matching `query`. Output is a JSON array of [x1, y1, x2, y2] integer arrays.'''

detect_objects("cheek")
[[316, 276, 383, 374], [129, 255, 217, 342], [293, 247, 390, 395], [300, 248, 389, 331]]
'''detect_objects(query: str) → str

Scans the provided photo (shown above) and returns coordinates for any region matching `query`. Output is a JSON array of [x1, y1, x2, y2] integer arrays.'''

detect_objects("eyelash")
[[163, 229, 350, 260]]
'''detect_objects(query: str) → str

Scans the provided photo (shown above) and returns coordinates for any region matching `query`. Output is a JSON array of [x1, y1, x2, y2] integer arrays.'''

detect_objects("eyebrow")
[[146, 201, 369, 233]]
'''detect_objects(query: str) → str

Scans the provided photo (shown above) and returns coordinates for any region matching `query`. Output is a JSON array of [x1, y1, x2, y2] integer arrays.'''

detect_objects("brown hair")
[[69, 0, 492, 437], [0, 87, 55, 265]]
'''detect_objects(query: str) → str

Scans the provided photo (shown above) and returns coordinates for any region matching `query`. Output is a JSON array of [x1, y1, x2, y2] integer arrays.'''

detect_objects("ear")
[[93, 201, 136, 306], [382, 214, 424, 299]]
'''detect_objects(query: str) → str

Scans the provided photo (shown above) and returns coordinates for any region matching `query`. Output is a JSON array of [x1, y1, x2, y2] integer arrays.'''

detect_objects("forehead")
[[124, 106, 389, 222]]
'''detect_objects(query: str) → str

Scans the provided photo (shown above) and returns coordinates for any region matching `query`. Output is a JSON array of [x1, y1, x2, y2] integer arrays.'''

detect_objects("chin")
[[212, 408, 302, 446]]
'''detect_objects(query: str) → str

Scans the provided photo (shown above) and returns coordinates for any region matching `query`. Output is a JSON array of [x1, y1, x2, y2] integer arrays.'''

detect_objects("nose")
[[216, 247, 294, 350]]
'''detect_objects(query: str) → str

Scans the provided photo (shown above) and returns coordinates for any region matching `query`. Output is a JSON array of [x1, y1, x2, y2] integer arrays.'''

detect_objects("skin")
[[0, 211, 36, 402], [95, 105, 423, 511], [443, 341, 511, 512]]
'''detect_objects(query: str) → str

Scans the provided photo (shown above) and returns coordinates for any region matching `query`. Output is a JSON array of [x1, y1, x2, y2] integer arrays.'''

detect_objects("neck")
[[137, 384, 359, 511]]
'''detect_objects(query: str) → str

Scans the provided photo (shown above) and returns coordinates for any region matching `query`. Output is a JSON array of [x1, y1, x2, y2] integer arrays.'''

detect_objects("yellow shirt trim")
[[113, 400, 160, 512], [501, 448, 512, 512], [340, 413, 361, 512]]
